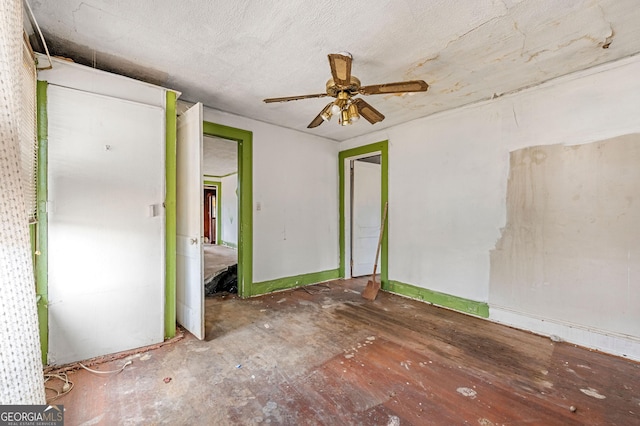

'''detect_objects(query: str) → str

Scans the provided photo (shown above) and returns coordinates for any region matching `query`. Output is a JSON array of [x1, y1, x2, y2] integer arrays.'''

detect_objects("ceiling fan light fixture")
[[332, 93, 349, 115], [340, 109, 351, 126], [348, 103, 360, 123], [320, 101, 334, 122]]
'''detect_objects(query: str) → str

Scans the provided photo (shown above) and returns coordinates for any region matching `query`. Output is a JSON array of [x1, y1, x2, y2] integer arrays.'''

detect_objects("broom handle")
[[372, 202, 388, 277]]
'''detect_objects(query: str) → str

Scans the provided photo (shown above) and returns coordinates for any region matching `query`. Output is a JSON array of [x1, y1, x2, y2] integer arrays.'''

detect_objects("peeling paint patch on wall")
[[489, 134, 640, 338]]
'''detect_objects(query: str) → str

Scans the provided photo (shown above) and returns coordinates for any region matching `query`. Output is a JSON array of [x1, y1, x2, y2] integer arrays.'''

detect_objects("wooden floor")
[[203, 244, 237, 284], [52, 278, 639, 425]]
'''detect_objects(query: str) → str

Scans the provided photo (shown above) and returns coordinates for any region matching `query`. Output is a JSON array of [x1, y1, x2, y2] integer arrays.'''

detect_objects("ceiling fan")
[[263, 53, 429, 128]]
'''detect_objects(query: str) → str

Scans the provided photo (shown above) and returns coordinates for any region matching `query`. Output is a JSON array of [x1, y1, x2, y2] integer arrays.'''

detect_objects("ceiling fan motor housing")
[[326, 77, 361, 97]]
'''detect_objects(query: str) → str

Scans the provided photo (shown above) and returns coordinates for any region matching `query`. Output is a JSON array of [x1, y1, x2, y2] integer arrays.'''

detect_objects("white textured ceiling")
[[28, 0, 640, 142], [203, 136, 237, 177]]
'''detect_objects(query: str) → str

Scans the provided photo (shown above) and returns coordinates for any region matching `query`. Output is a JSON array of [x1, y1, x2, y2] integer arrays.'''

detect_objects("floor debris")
[[456, 387, 478, 399], [580, 387, 606, 399]]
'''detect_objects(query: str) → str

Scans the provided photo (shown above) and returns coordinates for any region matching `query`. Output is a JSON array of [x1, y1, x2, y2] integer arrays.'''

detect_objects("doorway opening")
[[339, 141, 388, 286], [175, 105, 252, 341], [350, 154, 382, 277], [203, 185, 217, 245], [203, 135, 238, 296]]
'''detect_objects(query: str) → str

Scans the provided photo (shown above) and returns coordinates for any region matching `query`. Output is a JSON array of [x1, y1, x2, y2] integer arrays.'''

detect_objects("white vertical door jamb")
[[176, 103, 205, 340]]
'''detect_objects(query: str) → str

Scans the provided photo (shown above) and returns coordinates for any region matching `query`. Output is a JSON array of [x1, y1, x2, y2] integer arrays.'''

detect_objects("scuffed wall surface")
[[490, 135, 640, 337], [387, 106, 506, 302]]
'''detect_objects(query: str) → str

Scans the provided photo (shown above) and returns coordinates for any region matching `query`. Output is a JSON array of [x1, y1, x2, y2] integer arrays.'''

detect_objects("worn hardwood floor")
[[51, 278, 639, 425]]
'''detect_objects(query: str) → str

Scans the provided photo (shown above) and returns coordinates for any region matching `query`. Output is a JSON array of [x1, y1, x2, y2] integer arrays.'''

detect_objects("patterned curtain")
[[0, 0, 46, 404]]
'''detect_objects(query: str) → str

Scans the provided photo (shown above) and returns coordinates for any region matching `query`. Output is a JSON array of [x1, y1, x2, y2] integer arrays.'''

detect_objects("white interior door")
[[351, 160, 382, 277], [176, 103, 204, 339], [47, 85, 165, 365]]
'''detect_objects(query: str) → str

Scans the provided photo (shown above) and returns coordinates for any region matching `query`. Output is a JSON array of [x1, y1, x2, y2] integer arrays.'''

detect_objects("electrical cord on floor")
[[43, 360, 131, 403], [78, 360, 132, 375], [44, 372, 74, 403]]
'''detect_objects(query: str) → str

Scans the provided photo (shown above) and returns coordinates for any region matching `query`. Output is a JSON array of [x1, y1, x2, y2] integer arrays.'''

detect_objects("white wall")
[[340, 55, 640, 360], [202, 107, 339, 283], [220, 173, 238, 246]]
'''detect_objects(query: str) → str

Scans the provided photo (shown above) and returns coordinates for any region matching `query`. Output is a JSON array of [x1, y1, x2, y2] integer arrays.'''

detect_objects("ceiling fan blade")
[[353, 98, 385, 124], [359, 80, 429, 95], [263, 93, 328, 103], [307, 102, 333, 128], [328, 53, 352, 86]]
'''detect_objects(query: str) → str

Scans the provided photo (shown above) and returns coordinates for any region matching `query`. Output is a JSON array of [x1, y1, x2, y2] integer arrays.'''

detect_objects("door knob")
[[190, 238, 198, 245]]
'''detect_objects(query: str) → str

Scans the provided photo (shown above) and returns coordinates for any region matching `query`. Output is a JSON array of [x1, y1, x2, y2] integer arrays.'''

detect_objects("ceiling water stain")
[[601, 29, 615, 49], [404, 54, 440, 80], [439, 81, 467, 94], [41, 33, 170, 86]]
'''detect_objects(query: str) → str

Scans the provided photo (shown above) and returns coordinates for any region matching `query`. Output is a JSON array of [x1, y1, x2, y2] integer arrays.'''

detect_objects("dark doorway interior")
[[204, 187, 217, 244]]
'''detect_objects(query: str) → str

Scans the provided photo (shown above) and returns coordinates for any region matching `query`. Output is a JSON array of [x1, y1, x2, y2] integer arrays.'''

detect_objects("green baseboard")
[[252, 269, 340, 296], [221, 241, 237, 249], [386, 280, 489, 318]]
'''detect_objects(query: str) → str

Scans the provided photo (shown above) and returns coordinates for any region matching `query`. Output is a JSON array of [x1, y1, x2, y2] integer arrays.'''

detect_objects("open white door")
[[176, 103, 205, 339], [351, 160, 382, 277]]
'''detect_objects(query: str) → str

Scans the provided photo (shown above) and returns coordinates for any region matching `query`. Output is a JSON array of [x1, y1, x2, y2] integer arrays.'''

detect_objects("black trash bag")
[[205, 264, 238, 296]]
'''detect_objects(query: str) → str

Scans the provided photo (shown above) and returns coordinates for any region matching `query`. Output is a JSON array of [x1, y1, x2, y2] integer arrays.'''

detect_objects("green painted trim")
[[203, 172, 237, 179], [388, 280, 489, 318], [203, 180, 222, 244], [338, 141, 389, 287], [29, 223, 37, 269], [35, 80, 48, 364], [252, 269, 340, 295], [221, 241, 237, 249], [202, 121, 253, 298], [164, 91, 177, 339]]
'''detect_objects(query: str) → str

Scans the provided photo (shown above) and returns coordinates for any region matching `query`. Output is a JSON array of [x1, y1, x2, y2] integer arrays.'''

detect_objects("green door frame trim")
[[338, 141, 389, 288], [203, 180, 222, 245], [203, 121, 253, 298], [164, 91, 177, 338], [35, 80, 49, 364]]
